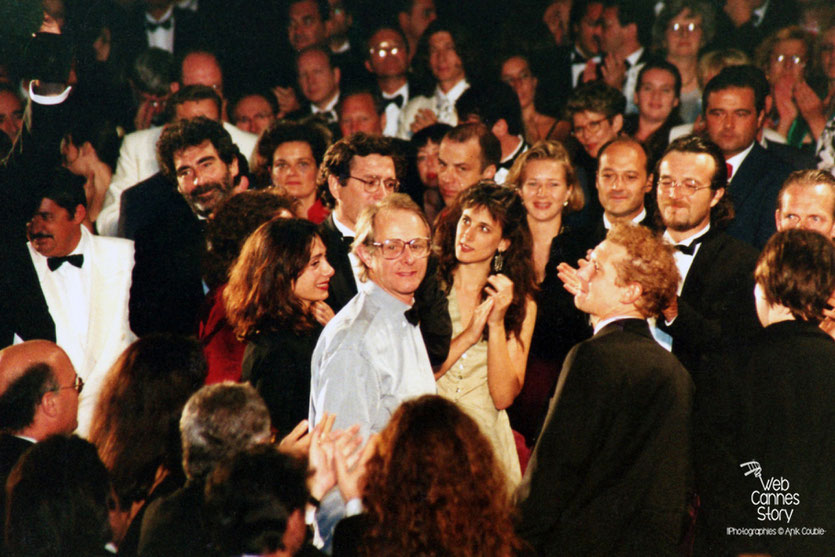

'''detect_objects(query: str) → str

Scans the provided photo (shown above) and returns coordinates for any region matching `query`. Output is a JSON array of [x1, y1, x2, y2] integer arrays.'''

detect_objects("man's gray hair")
[[179, 382, 271, 481]]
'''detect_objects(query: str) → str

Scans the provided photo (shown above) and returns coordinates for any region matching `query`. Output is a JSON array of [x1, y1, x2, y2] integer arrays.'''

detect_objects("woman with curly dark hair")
[[333, 395, 521, 557], [224, 218, 334, 436], [433, 181, 537, 487], [88, 334, 207, 555]]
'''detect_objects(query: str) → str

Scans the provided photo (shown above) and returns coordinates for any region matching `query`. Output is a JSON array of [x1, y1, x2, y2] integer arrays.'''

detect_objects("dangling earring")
[[563, 199, 569, 207], [492, 250, 505, 273]]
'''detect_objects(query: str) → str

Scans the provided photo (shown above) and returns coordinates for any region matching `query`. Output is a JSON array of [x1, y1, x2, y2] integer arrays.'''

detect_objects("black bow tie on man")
[[47, 254, 84, 271]]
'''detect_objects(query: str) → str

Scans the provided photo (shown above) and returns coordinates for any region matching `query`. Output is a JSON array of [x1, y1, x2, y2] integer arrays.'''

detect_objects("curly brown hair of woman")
[[360, 395, 521, 557], [434, 181, 538, 340], [224, 217, 323, 339]]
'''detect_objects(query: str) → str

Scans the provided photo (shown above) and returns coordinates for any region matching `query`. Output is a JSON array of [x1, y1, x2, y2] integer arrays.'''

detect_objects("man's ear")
[[39, 390, 59, 419], [611, 113, 624, 134], [72, 204, 87, 225], [328, 174, 343, 204], [228, 156, 240, 183], [774, 208, 782, 230], [482, 164, 497, 180], [170, 82, 180, 94], [380, 112, 387, 132], [234, 175, 249, 193], [709, 187, 725, 208], [491, 119, 508, 139], [356, 242, 373, 268], [364, 59, 373, 73], [644, 172, 653, 194], [620, 281, 642, 306], [333, 66, 341, 86]]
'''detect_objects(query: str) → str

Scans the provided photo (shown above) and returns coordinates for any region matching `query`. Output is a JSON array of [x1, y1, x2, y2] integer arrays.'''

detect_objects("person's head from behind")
[[575, 223, 679, 321], [456, 81, 523, 142], [754, 229, 835, 327], [179, 382, 271, 483], [157, 116, 242, 218], [205, 445, 309, 557], [225, 218, 333, 340], [565, 81, 625, 159], [438, 123, 501, 206], [776, 170, 835, 238], [702, 65, 768, 158], [88, 335, 207, 509], [5, 435, 111, 557], [696, 48, 750, 89], [27, 170, 87, 258], [61, 117, 122, 176], [353, 194, 431, 304], [507, 140, 584, 225], [361, 395, 519, 555], [0, 340, 80, 439]]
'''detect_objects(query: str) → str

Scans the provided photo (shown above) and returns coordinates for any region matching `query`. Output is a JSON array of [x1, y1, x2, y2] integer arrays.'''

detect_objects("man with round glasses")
[[309, 193, 437, 549]]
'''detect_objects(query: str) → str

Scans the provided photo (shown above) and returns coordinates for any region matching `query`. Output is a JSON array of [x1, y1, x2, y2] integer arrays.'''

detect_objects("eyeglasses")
[[349, 175, 400, 193], [56, 374, 84, 395], [369, 42, 404, 58], [657, 177, 712, 196], [668, 22, 700, 34], [370, 238, 431, 259], [571, 116, 609, 137], [773, 54, 805, 68]]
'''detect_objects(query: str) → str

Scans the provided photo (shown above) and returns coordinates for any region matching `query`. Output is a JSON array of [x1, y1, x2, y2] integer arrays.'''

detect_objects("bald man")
[[0, 340, 81, 502]]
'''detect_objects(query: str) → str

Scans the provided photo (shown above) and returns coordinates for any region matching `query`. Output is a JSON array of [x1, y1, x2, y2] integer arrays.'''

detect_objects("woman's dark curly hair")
[[224, 218, 323, 339], [251, 120, 329, 189], [88, 335, 207, 508], [434, 181, 537, 340], [360, 395, 520, 557]]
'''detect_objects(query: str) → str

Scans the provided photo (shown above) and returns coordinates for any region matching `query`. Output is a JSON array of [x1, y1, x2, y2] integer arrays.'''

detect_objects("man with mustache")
[[130, 116, 246, 336], [0, 171, 134, 436]]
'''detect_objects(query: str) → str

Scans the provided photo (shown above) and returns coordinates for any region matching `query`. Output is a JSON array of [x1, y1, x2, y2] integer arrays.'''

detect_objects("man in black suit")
[[519, 223, 693, 556], [125, 0, 208, 60], [129, 117, 246, 336], [0, 340, 81, 502], [704, 65, 792, 249], [317, 132, 450, 366]]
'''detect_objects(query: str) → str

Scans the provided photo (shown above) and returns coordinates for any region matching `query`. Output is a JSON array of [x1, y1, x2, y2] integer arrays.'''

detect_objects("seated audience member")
[[338, 88, 386, 138], [756, 26, 822, 149], [504, 141, 592, 449], [652, 0, 718, 123], [775, 169, 835, 238], [432, 182, 538, 487], [5, 435, 112, 557], [60, 117, 122, 227], [396, 0, 438, 63], [0, 341, 80, 505], [205, 445, 324, 557], [522, 223, 692, 556], [88, 335, 207, 555], [0, 83, 23, 142], [200, 192, 297, 384], [563, 80, 626, 189], [364, 25, 412, 137], [129, 117, 246, 337], [127, 47, 177, 132], [455, 82, 528, 185], [231, 90, 278, 136], [437, 123, 500, 207], [541, 0, 572, 47], [332, 395, 521, 557], [624, 59, 683, 170], [702, 65, 793, 249], [254, 121, 330, 222], [500, 53, 569, 144], [137, 382, 272, 556], [291, 46, 342, 131], [726, 230, 835, 557], [410, 122, 451, 224], [397, 20, 477, 139], [225, 218, 335, 437]]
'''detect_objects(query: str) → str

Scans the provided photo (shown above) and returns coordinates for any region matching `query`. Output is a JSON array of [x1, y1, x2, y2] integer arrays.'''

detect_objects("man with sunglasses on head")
[[317, 132, 451, 367], [310, 193, 438, 550]]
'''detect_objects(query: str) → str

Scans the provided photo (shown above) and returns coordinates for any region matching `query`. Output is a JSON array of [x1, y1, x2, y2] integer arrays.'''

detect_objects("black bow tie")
[[47, 254, 84, 271], [404, 306, 420, 326], [384, 94, 405, 109], [146, 18, 172, 32], [341, 235, 355, 252], [572, 52, 587, 64], [675, 237, 705, 256]]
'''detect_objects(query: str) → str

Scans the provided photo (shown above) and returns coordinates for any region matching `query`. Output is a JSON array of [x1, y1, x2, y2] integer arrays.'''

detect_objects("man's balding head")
[[0, 341, 79, 437]]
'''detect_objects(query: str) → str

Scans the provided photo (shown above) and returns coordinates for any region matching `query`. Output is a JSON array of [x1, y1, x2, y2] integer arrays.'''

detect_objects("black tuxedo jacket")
[[0, 434, 34, 522], [0, 239, 55, 347], [319, 214, 451, 366], [124, 6, 208, 61], [517, 319, 694, 556], [726, 142, 792, 249], [138, 481, 209, 556], [117, 171, 180, 241], [764, 138, 817, 171], [129, 195, 206, 337]]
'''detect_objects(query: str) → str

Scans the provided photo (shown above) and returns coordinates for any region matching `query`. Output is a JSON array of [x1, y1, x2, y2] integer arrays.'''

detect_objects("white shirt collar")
[[663, 222, 710, 247], [625, 47, 644, 67], [594, 315, 644, 335], [146, 5, 173, 23], [435, 79, 469, 103], [312, 91, 340, 114], [726, 142, 756, 180], [752, 0, 768, 26], [501, 136, 526, 164], [603, 207, 646, 230], [383, 82, 409, 101], [333, 213, 355, 237]]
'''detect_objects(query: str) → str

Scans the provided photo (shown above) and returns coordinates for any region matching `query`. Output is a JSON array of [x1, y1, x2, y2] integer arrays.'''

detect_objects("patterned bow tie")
[[146, 18, 173, 32], [384, 94, 405, 109], [47, 254, 84, 271], [404, 306, 420, 326]]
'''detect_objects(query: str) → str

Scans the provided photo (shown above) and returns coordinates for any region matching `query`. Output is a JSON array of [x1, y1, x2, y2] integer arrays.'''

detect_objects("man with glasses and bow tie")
[[364, 25, 411, 137], [309, 193, 438, 550], [0, 171, 134, 437], [316, 133, 451, 367]]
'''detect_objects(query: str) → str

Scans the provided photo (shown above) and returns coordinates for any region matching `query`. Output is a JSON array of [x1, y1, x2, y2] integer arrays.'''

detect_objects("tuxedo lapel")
[[321, 215, 358, 312], [3, 241, 55, 343], [728, 144, 766, 211]]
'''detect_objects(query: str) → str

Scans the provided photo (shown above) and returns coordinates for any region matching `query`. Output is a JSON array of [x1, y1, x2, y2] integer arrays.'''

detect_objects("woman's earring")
[[563, 199, 569, 207], [492, 250, 505, 273]]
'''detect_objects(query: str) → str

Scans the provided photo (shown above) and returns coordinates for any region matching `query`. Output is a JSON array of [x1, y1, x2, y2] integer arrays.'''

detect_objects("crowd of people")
[[0, 0, 834, 555]]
